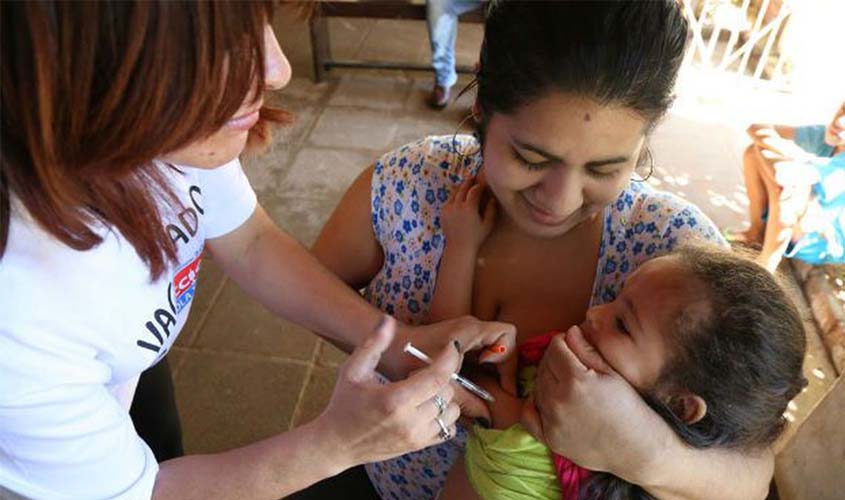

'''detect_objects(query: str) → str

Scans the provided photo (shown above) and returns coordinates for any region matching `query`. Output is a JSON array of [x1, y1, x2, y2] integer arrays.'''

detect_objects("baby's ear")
[[668, 392, 708, 425]]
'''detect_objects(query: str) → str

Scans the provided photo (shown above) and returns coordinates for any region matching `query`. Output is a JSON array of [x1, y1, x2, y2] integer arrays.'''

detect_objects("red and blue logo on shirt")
[[172, 253, 202, 314]]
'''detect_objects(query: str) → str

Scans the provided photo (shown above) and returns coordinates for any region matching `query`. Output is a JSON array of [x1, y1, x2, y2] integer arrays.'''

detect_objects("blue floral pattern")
[[364, 135, 726, 499]]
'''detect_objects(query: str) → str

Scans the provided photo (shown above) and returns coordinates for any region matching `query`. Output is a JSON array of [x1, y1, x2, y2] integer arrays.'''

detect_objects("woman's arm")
[[153, 411, 351, 499], [310, 165, 384, 291], [153, 318, 464, 500], [644, 441, 773, 500], [0, 318, 464, 500], [208, 202, 385, 358], [522, 327, 773, 500]]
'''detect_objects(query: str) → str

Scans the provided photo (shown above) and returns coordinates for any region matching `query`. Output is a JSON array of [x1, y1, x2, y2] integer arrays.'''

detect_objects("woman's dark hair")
[[0, 0, 289, 280], [582, 246, 807, 500], [475, 0, 689, 130]]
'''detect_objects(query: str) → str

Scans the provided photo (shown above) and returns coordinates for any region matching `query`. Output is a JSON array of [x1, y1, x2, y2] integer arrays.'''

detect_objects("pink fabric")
[[519, 332, 592, 500]]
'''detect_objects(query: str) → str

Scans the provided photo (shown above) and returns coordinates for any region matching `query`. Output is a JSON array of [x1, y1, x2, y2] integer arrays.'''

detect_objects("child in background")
[[730, 101, 845, 271], [432, 179, 807, 500]]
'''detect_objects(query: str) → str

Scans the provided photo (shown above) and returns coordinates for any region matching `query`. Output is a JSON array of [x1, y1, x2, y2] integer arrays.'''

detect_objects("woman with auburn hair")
[[0, 2, 516, 499]]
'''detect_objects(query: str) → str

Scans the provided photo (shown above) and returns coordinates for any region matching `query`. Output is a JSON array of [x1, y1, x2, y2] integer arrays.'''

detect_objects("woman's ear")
[[668, 392, 707, 424]]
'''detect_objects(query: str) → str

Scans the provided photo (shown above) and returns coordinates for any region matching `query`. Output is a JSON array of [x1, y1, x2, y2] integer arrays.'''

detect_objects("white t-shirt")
[[0, 159, 257, 499]]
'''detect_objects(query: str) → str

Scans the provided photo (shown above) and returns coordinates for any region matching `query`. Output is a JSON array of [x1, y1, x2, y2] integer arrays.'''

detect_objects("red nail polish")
[[488, 344, 507, 354]]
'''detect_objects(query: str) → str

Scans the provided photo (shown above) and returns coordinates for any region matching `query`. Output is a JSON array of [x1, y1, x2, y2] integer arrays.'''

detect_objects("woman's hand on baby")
[[315, 316, 463, 467], [441, 177, 497, 251], [520, 326, 669, 480]]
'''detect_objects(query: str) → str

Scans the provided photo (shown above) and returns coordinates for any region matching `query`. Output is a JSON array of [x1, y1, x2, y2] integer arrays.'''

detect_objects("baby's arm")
[[440, 371, 525, 500], [464, 365, 525, 429], [440, 455, 480, 500], [429, 178, 496, 322]]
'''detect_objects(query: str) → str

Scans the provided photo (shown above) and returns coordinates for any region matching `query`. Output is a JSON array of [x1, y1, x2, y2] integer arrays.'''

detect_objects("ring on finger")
[[432, 395, 447, 416], [435, 416, 452, 441]]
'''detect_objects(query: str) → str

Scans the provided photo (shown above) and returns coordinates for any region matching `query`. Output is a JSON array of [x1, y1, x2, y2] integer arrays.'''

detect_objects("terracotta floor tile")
[[192, 280, 319, 362], [309, 107, 400, 151], [175, 350, 309, 454], [177, 258, 227, 348], [292, 365, 339, 428]]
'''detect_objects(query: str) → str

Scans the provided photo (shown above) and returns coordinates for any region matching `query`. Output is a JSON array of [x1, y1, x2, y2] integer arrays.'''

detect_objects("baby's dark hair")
[[475, 0, 688, 130], [582, 245, 807, 500]]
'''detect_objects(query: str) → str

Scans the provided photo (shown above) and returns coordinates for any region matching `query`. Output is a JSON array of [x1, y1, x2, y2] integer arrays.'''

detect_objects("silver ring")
[[432, 395, 447, 416], [435, 416, 452, 441]]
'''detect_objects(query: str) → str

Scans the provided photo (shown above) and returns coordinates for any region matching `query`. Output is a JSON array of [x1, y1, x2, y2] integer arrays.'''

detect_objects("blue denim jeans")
[[426, 0, 483, 88]]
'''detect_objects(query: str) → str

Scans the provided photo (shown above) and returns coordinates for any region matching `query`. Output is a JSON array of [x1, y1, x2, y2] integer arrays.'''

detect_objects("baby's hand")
[[441, 177, 497, 251]]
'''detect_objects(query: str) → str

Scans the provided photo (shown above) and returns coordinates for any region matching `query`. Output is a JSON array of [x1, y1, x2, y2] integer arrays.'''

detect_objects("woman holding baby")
[[313, 1, 781, 499]]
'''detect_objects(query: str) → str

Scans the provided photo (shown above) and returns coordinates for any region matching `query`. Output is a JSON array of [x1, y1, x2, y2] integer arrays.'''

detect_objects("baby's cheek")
[[618, 356, 662, 392]]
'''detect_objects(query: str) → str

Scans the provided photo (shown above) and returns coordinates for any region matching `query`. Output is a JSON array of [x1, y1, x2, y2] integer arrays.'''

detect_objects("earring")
[[632, 147, 654, 182], [451, 112, 483, 165], [471, 106, 483, 125]]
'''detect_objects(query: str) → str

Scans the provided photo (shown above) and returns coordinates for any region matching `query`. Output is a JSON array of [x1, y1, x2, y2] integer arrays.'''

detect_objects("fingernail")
[[474, 418, 491, 429], [487, 344, 506, 354], [453, 340, 462, 353]]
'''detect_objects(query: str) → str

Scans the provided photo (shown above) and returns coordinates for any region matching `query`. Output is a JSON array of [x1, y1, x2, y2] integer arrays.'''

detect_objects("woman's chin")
[[513, 214, 584, 239], [217, 133, 250, 162], [511, 208, 597, 239], [163, 131, 249, 169]]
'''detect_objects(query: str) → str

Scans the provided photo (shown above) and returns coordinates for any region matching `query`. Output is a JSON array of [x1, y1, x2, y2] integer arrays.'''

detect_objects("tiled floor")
[[169, 8, 839, 481]]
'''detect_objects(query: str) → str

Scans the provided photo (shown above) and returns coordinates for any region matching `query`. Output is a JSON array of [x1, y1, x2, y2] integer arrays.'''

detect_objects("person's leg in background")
[[129, 357, 184, 461], [426, 0, 482, 109], [735, 144, 770, 246], [750, 146, 814, 272], [756, 179, 792, 272]]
